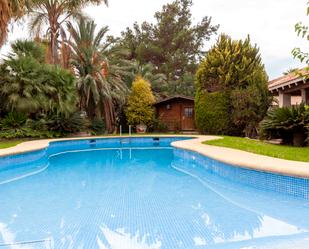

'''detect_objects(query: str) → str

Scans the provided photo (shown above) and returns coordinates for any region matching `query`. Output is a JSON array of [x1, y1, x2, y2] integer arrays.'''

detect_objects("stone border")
[[172, 136, 309, 179], [0, 135, 194, 157], [1, 135, 309, 179]]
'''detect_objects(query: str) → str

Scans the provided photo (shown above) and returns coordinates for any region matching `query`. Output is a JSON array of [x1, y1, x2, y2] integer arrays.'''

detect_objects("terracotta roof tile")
[[269, 68, 309, 90]]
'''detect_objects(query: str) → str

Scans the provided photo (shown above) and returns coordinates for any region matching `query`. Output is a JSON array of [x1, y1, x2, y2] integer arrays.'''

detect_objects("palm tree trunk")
[[48, 6, 59, 65], [0, 0, 11, 47], [103, 99, 116, 133], [49, 27, 59, 64]]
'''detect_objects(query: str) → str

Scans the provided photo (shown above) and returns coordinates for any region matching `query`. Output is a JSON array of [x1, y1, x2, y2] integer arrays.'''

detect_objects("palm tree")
[[0, 40, 76, 115], [68, 17, 128, 133], [0, 0, 29, 46], [125, 61, 167, 93], [28, 0, 108, 65]]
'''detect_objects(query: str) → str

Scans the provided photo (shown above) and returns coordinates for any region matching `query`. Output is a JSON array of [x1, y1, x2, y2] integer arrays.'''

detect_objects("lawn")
[[203, 136, 309, 162], [0, 140, 23, 149]]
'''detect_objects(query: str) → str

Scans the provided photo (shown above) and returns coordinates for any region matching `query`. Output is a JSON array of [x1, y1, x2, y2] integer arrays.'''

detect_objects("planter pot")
[[293, 131, 306, 147], [136, 124, 147, 134]]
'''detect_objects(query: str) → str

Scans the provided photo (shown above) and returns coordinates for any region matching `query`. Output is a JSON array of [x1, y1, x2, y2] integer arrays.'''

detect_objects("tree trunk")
[[48, 7, 60, 65], [0, 1, 11, 47], [103, 99, 116, 134], [50, 28, 59, 64]]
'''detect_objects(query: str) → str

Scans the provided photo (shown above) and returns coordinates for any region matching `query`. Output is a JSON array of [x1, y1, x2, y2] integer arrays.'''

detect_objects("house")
[[154, 95, 195, 131], [269, 68, 309, 107]]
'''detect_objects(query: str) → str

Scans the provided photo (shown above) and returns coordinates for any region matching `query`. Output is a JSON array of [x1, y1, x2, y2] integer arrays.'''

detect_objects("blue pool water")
[[0, 137, 309, 249]]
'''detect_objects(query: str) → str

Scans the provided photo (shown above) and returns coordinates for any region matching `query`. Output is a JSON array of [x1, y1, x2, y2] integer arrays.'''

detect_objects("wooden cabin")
[[154, 96, 195, 131]]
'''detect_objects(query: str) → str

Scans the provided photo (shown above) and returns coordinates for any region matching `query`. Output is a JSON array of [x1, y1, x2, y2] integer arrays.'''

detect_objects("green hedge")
[[195, 89, 231, 134]]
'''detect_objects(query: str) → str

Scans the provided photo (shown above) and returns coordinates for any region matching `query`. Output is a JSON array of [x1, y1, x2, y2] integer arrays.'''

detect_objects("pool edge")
[[1, 135, 309, 179], [172, 137, 309, 179]]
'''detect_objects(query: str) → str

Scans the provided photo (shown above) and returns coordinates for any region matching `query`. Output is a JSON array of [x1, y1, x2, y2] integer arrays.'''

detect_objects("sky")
[[1, 0, 308, 80]]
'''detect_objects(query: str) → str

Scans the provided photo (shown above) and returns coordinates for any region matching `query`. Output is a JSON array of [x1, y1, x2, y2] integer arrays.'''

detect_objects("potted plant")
[[136, 124, 147, 133], [125, 76, 155, 133]]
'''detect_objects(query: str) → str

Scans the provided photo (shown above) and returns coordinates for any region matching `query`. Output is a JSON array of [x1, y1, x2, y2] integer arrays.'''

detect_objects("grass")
[[0, 140, 24, 149], [203, 136, 309, 162]]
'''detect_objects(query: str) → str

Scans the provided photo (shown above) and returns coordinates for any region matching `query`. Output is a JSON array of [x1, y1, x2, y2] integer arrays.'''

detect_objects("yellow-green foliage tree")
[[126, 76, 155, 127], [195, 34, 271, 137]]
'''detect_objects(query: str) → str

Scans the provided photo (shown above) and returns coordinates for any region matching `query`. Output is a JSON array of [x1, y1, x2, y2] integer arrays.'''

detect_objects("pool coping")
[[172, 137, 309, 179], [1, 135, 309, 179]]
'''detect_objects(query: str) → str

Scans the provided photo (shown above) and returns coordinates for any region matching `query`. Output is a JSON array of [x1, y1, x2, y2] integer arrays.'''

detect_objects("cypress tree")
[[195, 34, 272, 137]]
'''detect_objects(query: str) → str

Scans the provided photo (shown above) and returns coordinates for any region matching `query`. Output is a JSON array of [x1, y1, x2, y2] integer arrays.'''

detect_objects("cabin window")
[[166, 104, 171, 110], [184, 107, 194, 118]]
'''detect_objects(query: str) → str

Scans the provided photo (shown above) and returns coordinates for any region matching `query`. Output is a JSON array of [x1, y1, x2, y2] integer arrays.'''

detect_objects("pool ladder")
[[119, 125, 132, 145]]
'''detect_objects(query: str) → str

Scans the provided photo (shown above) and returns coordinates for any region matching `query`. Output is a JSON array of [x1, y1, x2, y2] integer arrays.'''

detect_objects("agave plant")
[[260, 104, 309, 146], [0, 112, 27, 131]]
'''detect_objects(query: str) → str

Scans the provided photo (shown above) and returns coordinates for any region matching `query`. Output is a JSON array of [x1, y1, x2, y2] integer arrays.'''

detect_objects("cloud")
[[0, 0, 307, 79]]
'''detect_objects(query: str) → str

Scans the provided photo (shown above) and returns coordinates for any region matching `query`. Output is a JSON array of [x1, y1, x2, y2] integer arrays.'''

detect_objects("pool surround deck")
[[0, 135, 309, 179]]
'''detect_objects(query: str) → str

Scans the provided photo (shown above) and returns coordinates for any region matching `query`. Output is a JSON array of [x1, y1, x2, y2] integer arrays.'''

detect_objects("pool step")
[[120, 138, 131, 144], [0, 238, 51, 248]]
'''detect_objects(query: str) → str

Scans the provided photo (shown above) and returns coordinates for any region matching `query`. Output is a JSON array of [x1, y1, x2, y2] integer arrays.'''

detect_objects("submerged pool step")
[[120, 138, 131, 146], [0, 238, 51, 248]]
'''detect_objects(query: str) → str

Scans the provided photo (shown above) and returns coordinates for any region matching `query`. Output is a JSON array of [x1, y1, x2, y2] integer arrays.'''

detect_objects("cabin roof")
[[154, 95, 194, 106]]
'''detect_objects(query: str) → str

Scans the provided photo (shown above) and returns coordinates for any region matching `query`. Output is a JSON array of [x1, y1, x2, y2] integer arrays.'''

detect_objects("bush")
[[90, 118, 106, 135], [153, 119, 168, 132], [125, 76, 155, 127], [195, 34, 271, 136], [0, 40, 77, 116], [260, 104, 309, 147], [0, 129, 57, 139], [0, 112, 27, 131], [195, 89, 231, 134], [0, 111, 86, 139], [47, 112, 85, 134], [0, 112, 60, 139]]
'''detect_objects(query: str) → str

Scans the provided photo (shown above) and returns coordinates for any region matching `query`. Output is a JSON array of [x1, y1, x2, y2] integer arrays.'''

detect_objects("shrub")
[[260, 104, 309, 147], [125, 76, 155, 127], [0, 40, 77, 116], [0, 112, 60, 139], [231, 80, 271, 138], [47, 112, 85, 134], [153, 119, 168, 132], [0, 112, 27, 131], [195, 89, 231, 134], [0, 129, 57, 139], [195, 34, 271, 136], [90, 118, 106, 135]]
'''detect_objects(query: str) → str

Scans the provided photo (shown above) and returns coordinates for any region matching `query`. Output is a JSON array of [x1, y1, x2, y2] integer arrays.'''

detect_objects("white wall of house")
[[273, 96, 302, 106]]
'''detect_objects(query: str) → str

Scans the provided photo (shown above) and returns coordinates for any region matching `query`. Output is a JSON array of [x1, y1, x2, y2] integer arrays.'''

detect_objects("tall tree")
[[28, 0, 108, 65], [0, 0, 29, 47], [195, 34, 272, 137], [119, 0, 219, 96], [124, 61, 167, 94], [68, 17, 128, 133]]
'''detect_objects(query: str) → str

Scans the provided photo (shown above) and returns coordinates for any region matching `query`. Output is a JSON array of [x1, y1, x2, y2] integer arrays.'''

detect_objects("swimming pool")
[[0, 137, 309, 249]]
